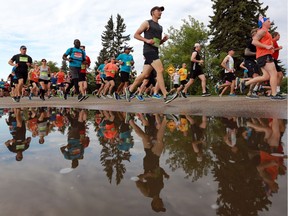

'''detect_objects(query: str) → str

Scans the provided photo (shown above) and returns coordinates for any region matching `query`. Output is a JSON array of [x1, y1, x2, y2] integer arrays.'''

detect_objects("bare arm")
[[221, 55, 230, 71], [244, 48, 256, 56], [134, 21, 150, 43], [252, 30, 273, 50]]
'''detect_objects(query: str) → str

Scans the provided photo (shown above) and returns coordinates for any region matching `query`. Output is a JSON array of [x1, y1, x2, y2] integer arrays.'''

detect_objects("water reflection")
[[0, 107, 286, 216]]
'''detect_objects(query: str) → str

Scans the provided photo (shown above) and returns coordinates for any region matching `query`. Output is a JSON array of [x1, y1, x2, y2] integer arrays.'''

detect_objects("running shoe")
[[106, 94, 113, 99], [64, 92, 67, 100], [215, 83, 219, 94], [152, 93, 162, 99], [240, 80, 246, 94], [113, 92, 119, 100], [28, 93, 32, 100], [125, 87, 131, 102], [181, 91, 187, 98], [77, 94, 83, 100], [164, 92, 178, 104], [270, 94, 286, 101], [136, 94, 145, 101], [83, 95, 89, 100], [228, 93, 237, 97], [78, 95, 86, 102], [100, 94, 106, 99], [246, 91, 259, 99], [202, 92, 211, 97], [235, 77, 240, 89]]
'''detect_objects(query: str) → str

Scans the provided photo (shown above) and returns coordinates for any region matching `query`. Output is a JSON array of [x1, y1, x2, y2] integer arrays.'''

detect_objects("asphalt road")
[[0, 95, 287, 119]]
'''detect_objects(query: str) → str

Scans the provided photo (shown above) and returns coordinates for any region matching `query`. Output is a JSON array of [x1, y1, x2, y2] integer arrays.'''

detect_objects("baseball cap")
[[20, 45, 27, 50], [258, 15, 269, 28], [150, 6, 164, 15], [124, 46, 133, 50]]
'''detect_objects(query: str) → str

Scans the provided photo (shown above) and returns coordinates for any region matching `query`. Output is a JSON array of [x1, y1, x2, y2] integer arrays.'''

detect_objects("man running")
[[62, 39, 86, 100], [8, 45, 33, 102], [181, 43, 210, 97], [125, 6, 178, 104], [241, 16, 285, 100]]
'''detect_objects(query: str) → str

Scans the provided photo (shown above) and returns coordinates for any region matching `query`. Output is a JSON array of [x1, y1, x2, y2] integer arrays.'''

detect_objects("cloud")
[[0, 0, 286, 79]]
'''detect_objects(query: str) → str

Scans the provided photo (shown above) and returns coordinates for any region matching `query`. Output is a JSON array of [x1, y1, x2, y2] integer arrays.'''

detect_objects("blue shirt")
[[97, 64, 106, 78], [65, 47, 86, 68], [116, 53, 134, 73]]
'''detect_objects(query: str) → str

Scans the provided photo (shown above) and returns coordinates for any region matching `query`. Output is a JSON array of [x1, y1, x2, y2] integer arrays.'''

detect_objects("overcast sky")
[[0, 0, 287, 79]]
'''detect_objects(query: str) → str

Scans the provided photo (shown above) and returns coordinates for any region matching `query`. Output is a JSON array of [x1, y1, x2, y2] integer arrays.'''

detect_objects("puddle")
[[0, 107, 287, 216]]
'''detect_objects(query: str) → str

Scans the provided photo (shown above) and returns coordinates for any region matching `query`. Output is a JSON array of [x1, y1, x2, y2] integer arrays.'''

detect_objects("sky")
[[0, 0, 287, 79]]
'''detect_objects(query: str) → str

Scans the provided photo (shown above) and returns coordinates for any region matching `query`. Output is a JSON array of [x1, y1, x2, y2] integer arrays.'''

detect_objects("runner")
[[62, 39, 86, 100], [79, 45, 91, 101], [240, 16, 285, 100], [181, 43, 211, 98], [38, 59, 51, 101], [8, 45, 33, 102], [115, 46, 134, 99], [28, 62, 39, 100], [125, 6, 178, 104]]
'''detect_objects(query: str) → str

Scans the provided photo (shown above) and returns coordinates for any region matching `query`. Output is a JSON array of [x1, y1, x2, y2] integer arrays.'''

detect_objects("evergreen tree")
[[95, 14, 130, 68], [208, 0, 268, 55]]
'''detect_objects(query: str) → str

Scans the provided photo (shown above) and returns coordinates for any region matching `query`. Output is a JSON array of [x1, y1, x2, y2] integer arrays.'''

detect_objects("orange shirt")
[[256, 27, 273, 59], [57, 71, 65, 84], [104, 63, 119, 78], [30, 70, 39, 82]]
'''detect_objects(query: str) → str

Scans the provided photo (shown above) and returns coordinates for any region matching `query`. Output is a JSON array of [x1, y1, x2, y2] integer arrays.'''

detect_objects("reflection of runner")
[[257, 150, 286, 196], [4, 108, 31, 161], [60, 109, 88, 169], [128, 114, 169, 212]]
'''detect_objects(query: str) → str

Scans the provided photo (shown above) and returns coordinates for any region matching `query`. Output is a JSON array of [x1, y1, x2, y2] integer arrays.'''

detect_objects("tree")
[[160, 16, 208, 93], [95, 14, 130, 68], [208, 0, 268, 55]]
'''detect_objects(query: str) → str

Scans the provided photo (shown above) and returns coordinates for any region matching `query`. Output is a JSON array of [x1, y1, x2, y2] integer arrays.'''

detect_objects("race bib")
[[19, 56, 28, 62], [126, 61, 131, 66]]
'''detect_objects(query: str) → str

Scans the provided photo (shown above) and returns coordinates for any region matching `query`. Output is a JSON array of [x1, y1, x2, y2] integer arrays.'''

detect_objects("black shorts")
[[256, 54, 274, 68], [274, 59, 282, 72], [244, 59, 260, 77], [101, 77, 107, 84], [79, 73, 86, 82], [95, 84, 101, 89], [144, 51, 159, 65], [180, 80, 187, 86], [29, 80, 38, 86], [145, 70, 157, 87], [106, 76, 114, 81], [189, 69, 203, 79], [39, 79, 50, 85], [57, 83, 65, 88], [224, 73, 236, 83], [15, 72, 28, 84], [120, 71, 130, 82], [50, 84, 58, 90], [173, 84, 180, 88]]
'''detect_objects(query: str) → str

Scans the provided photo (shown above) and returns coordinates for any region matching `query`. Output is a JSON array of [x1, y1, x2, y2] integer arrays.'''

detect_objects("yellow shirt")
[[178, 68, 188, 81]]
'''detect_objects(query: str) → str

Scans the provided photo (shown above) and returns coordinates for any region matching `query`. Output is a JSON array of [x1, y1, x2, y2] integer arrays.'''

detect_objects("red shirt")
[[81, 55, 91, 73], [272, 39, 279, 60]]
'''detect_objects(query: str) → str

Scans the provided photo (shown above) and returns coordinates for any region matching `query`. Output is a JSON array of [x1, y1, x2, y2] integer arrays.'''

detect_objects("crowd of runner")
[[1, 7, 286, 102]]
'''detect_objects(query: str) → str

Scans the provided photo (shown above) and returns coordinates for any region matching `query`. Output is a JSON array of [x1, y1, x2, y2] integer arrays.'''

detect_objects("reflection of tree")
[[211, 118, 271, 216], [165, 118, 213, 182], [99, 141, 131, 185], [97, 113, 131, 185]]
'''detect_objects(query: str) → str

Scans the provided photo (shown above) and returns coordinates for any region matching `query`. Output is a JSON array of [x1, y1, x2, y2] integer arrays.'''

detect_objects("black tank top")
[[143, 19, 163, 53]]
